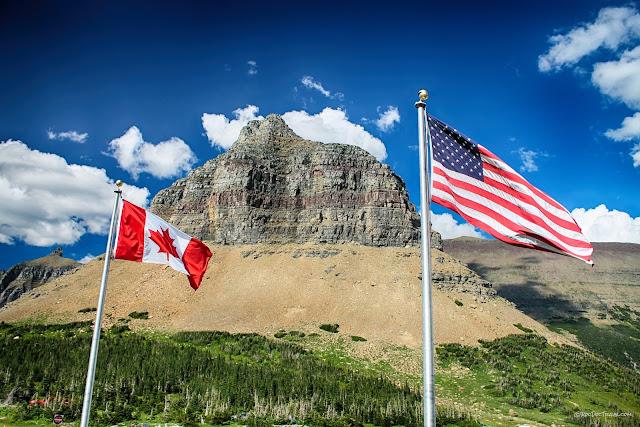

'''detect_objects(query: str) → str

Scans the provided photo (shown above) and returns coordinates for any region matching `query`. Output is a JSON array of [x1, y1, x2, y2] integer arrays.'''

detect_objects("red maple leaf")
[[148, 227, 180, 261]]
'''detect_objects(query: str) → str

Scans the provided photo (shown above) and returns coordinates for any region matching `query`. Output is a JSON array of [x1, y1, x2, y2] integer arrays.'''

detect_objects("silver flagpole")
[[80, 180, 123, 427], [415, 90, 435, 427]]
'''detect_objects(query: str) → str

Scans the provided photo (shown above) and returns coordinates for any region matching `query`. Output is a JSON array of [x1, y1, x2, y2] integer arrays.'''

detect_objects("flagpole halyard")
[[416, 90, 436, 427], [80, 180, 123, 427]]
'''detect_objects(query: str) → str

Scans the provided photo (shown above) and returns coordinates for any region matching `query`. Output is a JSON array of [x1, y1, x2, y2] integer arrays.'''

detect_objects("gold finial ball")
[[418, 89, 429, 101], [115, 179, 124, 187]]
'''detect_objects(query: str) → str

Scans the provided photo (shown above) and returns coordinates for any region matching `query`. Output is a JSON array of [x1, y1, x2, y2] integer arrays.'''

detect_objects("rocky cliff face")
[[0, 248, 80, 308], [152, 114, 441, 248]]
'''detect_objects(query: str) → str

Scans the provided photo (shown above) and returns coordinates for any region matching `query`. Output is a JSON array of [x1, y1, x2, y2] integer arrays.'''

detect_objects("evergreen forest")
[[2, 321, 640, 426], [0, 322, 478, 427]]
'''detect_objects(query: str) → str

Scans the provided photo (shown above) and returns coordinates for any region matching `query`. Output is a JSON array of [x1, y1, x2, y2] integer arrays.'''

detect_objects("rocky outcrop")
[[151, 114, 441, 248], [432, 254, 496, 298], [0, 248, 79, 308]]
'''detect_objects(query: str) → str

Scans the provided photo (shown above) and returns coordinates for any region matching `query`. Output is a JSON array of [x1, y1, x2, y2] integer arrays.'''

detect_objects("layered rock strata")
[[152, 114, 440, 248]]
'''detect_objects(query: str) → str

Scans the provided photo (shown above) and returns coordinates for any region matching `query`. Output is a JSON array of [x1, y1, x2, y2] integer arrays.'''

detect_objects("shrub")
[[351, 335, 367, 342], [514, 323, 534, 333], [110, 325, 131, 334], [274, 331, 287, 339], [78, 307, 97, 313], [128, 311, 149, 319], [319, 323, 339, 333], [455, 300, 464, 307]]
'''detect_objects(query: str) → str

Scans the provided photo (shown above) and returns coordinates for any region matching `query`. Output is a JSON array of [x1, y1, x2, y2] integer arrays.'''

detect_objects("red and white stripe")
[[113, 200, 212, 289], [431, 144, 593, 264]]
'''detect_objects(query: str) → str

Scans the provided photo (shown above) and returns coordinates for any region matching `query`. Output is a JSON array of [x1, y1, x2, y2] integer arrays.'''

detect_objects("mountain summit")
[[236, 112, 301, 143], [0, 248, 79, 308], [151, 114, 437, 247]]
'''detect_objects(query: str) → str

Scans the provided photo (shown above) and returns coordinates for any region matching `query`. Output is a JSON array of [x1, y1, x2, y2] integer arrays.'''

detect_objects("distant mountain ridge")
[[443, 238, 640, 321], [443, 237, 640, 368], [0, 247, 79, 308]]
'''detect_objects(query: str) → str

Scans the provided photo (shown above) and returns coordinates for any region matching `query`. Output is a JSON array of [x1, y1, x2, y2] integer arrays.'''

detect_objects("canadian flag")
[[113, 200, 212, 289]]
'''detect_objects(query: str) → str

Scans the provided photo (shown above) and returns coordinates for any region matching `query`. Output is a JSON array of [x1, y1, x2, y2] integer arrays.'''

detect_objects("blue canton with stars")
[[428, 115, 484, 181]]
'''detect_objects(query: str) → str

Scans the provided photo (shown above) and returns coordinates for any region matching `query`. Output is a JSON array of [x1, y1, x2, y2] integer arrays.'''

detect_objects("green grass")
[[513, 323, 533, 333], [610, 305, 640, 326], [548, 315, 640, 368], [435, 333, 640, 426]]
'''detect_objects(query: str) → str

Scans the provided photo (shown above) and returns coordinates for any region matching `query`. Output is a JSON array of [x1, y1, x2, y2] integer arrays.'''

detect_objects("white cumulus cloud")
[[592, 45, 640, 109], [0, 139, 149, 246], [202, 105, 264, 150], [248, 60, 258, 75], [605, 111, 640, 140], [538, 6, 640, 72], [516, 147, 547, 173], [594, 46, 640, 166], [431, 212, 484, 240], [300, 75, 344, 100], [107, 126, 196, 180], [374, 106, 400, 132], [539, 5, 640, 167], [571, 204, 640, 243], [633, 143, 640, 166], [79, 253, 97, 264], [47, 130, 88, 143], [592, 45, 640, 167], [282, 108, 388, 161], [201, 106, 388, 161]]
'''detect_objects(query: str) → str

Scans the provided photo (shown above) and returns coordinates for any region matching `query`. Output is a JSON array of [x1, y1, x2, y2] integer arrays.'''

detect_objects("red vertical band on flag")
[[113, 199, 212, 289], [182, 238, 212, 290], [114, 200, 146, 262]]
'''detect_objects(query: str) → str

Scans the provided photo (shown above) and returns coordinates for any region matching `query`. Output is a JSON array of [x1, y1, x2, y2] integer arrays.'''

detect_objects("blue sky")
[[1, 0, 639, 269]]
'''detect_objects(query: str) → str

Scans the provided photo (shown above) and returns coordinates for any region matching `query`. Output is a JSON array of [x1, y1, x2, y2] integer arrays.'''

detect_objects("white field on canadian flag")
[[143, 212, 190, 275]]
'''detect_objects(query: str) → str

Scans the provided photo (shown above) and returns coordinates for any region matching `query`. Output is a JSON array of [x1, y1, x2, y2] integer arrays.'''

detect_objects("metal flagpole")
[[80, 180, 123, 427], [415, 89, 435, 427]]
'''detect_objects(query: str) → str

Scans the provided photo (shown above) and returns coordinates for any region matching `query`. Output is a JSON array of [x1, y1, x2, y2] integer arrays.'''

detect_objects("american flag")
[[427, 114, 593, 264]]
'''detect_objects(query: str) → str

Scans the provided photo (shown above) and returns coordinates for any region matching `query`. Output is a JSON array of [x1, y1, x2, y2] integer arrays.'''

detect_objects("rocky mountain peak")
[[237, 114, 301, 145], [49, 247, 63, 257], [0, 251, 79, 309], [151, 114, 441, 248]]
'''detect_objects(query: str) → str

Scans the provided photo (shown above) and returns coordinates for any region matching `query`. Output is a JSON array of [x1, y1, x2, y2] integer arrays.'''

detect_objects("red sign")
[[53, 414, 64, 425]]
